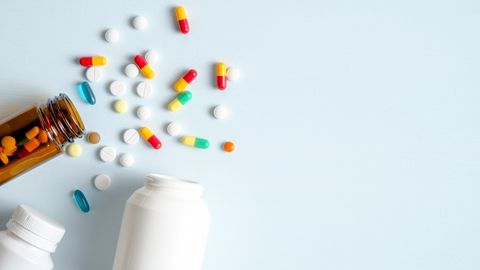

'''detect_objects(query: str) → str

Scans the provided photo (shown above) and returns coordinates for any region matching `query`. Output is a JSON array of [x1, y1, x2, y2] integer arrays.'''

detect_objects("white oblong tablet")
[[99, 146, 117, 162], [109, 80, 126, 96], [104, 28, 120, 43], [124, 64, 139, 78], [132, 16, 148, 30], [136, 81, 153, 97], [145, 50, 159, 64], [119, 153, 135, 167], [85, 67, 103, 83], [227, 67, 240, 81], [123, 129, 140, 145], [136, 106, 151, 120], [94, 174, 111, 191], [166, 122, 181, 136], [213, 105, 228, 119]]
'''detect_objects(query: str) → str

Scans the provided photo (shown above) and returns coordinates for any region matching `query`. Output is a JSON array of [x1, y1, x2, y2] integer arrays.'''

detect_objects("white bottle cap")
[[6, 205, 66, 253]]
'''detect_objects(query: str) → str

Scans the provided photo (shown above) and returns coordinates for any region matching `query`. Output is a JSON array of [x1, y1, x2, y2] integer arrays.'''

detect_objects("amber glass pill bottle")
[[0, 94, 85, 185]]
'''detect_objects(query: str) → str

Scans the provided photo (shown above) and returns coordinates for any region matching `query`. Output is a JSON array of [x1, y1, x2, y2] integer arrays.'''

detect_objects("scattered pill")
[[73, 189, 90, 213], [181, 136, 209, 149], [166, 122, 182, 136], [168, 91, 192, 112], [86, 132, 101, 144], [216, 62, 227, 90], [37, 130, 48, 143], [175, 6, 190, 34], [93, 174, 111, 191], [119, 153, 135, 167], [1, 136, 16, 156], [85, 67, 103, 83], [123, 129, 140, 145], [144, 50, 158, 64], [213, 105, 228, 119], [77, 81, 96, 105], [132, 16, 148, 30], [79, 56, 107, 67], [136, 106, 151, 120], [223, 141, 235, 152], [104, 28, 120, 43], [17, 138, 40, 159], [134, 55, 155, 79], [227, 67, 240, 81], [66, 143, 82, 157], [0, 151, 8, 165], [25, 126, 40, 140], [109, 80, 126, 96], [136, 81, 153, 98], [124, 64, 139, 78], [174, 69, 197, 92], [99, 146, 117, 162], [139, 127, 162, 149], [113, 99, 128, 113]]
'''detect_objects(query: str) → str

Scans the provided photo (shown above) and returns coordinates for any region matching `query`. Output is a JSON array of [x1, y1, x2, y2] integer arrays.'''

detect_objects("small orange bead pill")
[[223, 141, 235, 153], [37, 130, 48, 143]]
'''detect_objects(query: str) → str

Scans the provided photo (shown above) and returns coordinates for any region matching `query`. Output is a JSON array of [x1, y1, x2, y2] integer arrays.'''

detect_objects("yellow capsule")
[[175, 6, 187, 21], [168, 99, 182, 112], [182, 135, 196, 146], [26, 126, 40, 140], [139, 127, 154, 139], [174, 79, 188, 92], [92, 56, 107, 66], [141, 66, 155, 80], [217, 62, 227, 76]]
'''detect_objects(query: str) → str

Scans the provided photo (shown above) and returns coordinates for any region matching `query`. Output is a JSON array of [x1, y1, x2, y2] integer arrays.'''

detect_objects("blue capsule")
[[73, 189, 90, 213], [77, 81, 96, 105]]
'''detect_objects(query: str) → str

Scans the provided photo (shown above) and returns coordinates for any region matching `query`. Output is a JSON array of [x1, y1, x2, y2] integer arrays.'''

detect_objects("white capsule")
[[227, 67, 240, 81], [124, 64, 139, 78], [136, 106, 151, 120], [119, 153, 135, 167], [144, 50, 159, 64], [135, 81, 153, 97], [93, 174, 111, 191], [166, 122, 182, 136], [123, 129, 140, 145], [104, 28, 120, 43], [132, 16, 148, 30], [213, 105, 228, 119], [85, 67, 103, 83], [109, 80, 126, 96], [99, 146, 117, 162]]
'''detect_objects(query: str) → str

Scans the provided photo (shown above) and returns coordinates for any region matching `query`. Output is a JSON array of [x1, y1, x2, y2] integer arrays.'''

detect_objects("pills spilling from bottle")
[[73, 189, 90, 213], [113, 99, 128, 113], [85, 67, 103, 83], [136, 81, 153, 98], [132, 16, 148, 30], [136, 106, 151, 120], [77, 81, 96, 105], [144, 50, 158, 64], [86, 132, 101, 144], [66, 143, 82, 157], [181, 136, 210, 149], [166, 122, 182, 136], [213, 105, 228, 119], [175, 6, 190, 34], [139, 127, 162, 149], [124, 64, 139, 78], [123, 129, 140, 145], [223, 141, 235, 152], [119, 153, 135, 167], [99, 146, 117, 162], [93, 174, 111, 191], [104, 28, 120, 43], [109, 80, 126, 96], [168, 91, 192, 112]]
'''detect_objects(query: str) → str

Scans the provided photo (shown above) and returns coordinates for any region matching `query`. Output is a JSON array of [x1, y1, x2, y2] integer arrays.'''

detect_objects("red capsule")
[[79, 56, 107, 67]]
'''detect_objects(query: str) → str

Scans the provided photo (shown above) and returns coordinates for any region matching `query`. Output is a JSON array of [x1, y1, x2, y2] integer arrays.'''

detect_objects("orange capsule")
[[17, 138, 40, 159], [37, 130, 48, 143]]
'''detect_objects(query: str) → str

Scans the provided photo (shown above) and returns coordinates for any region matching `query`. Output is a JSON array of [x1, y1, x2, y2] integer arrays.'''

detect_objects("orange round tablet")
[[223, 141, 235, 153]]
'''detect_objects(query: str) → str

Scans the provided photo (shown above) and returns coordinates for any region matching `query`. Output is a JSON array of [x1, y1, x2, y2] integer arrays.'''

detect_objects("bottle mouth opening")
[[144, 174, 204, 194]]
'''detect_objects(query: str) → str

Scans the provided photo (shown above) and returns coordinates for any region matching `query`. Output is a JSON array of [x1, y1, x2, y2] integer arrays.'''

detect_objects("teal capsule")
[[73, 189, 90, 213], [168, 91, 192, 112], [77, 81, 96, 105]]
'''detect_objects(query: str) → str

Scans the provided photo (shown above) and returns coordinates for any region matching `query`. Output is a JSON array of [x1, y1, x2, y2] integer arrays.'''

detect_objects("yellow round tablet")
[[66, 143, 82, 157], [113, 99, 128, 113]]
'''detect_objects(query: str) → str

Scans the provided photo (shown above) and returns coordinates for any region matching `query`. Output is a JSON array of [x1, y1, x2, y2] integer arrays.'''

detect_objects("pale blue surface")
[[0, 0, 479, 269]]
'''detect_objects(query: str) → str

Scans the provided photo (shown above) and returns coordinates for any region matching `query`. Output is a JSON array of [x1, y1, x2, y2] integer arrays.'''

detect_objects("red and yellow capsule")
[[134, 55, 155, 79], [174, 69, 197, 92], [216, 62, 227, 90], [175, 6, 190, 34], [139, 127, 162, 150], [79, 56, 107, 67]]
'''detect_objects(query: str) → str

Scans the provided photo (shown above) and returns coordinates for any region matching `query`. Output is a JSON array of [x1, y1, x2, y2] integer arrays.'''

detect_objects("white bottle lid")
[[6, 205, 66, 253]]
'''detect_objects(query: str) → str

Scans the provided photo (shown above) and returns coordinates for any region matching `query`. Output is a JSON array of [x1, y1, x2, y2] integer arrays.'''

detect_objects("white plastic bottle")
[[112, 174, 210, 270], [0, 205, 66, 270]]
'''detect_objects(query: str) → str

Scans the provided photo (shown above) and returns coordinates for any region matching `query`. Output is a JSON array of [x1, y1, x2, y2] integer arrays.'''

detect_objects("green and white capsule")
[[181, 136, 209, 149], [168, 91, 192, 112]]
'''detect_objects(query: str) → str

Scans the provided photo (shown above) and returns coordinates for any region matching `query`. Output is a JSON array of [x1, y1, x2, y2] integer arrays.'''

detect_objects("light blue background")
[[0, 0, 479, 269]]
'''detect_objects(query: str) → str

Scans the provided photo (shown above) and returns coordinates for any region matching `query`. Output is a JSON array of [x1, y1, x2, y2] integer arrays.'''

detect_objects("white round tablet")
[[136, 106, 151, 120], [136, 81, 153, 97], [124, 64, 139, 78], [104, 28, 120, 43], [119, 153, 135, 167], [213, 105, 228, 119], [123, 129, 140, 145], [132, 16, 148, 30], [109, 80, 126, 96], [93, 174, 111, 191], [166, 122, 182, 136], [145, 50, 159, 64], [227, 67, 240, 81], [85, 67, 103, 83], [99, 146, 117, 162]]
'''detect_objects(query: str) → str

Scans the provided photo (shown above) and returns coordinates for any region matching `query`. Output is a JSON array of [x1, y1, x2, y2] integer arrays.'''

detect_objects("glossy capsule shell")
[[216, 62, 227, 90], [174, 69, 197, 92], [79, 56, 107, 67], [139, 127, 162, 149], [73, 189, 90, 213], [77, 81, 96, 105], [175, 6, 190, 34], [134, 55, 155, 79], [17, 138, 40, 159], [168, 91, 192, 112], [181, 136, 210, 149]]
